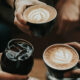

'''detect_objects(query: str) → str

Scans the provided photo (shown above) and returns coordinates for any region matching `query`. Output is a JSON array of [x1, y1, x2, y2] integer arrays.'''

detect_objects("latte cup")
[[43, 44, 79, 79], [23, 5, 57, 37]]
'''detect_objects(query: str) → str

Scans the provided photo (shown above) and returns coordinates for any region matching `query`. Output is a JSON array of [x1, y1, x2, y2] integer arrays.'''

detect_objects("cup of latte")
[[23, 5, 57, 37], [1, 39, 34, 75], [43, 44, 79, 79]]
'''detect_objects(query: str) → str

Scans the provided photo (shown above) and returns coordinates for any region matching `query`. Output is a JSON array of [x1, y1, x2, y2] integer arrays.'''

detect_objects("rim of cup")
[[23, 4, 57, 24], [7, 38, 34, 55]]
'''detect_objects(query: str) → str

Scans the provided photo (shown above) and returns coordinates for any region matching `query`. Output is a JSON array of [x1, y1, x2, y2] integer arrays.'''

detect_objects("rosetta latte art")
[[27, 8, 50, 23], [51, 48, 73, 64]]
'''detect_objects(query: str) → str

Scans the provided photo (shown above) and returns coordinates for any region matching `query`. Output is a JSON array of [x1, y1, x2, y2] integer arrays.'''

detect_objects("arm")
[[56, 0, 80, 35]]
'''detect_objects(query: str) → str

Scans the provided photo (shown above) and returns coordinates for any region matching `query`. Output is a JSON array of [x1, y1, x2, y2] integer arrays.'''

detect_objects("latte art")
[[51, 48, 72, 64], [23, 5, 57, 23], [28, 8, 50, 23], [43, 44, 79, 70]]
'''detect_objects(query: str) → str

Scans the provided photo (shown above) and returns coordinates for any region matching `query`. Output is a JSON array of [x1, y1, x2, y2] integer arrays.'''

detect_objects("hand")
[[64, 42, 80, 78], [56, 0, 80, 35], [0, 71, 28, 80], [14, 0, 46, 35]]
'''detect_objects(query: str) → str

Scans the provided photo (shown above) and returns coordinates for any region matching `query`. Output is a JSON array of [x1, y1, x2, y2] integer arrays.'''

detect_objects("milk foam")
[[43, 45, 79, 70], [27, 8, 50, 23], [51, 48, 73, 64]]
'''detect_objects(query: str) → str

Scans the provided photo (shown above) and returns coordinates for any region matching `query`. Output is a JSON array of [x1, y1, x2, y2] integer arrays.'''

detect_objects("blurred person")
[[56, 0, 80, 34]]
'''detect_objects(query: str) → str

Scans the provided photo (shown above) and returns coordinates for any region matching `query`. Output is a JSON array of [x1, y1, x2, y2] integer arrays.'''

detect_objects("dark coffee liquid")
[[1, 39, 34, 75], [6, 42, 32, 61]]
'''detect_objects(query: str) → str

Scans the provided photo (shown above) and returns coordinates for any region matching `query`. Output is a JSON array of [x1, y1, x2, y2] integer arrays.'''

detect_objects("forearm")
[[6, 0, 14, 8]]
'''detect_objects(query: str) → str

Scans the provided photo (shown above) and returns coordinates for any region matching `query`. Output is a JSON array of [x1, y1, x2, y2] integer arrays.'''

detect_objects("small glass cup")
[[1, 39, 34, 75]]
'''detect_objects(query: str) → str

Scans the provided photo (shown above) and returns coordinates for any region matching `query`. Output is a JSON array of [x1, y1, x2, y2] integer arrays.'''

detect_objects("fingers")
[[14, 0, 46, 35], [65, 42, 80, 51], [14, 17, 29, 30], [15, 0, 47, 24], [14, 17, 31, 35], [70, 69, 80, 78], [64, 42, 80, 78], [64, 70, 72, 78], [15, 5, 27, 24], [0, 71, 28, 80], [71, 69, 80, 75], [64, 69, 80, 78], [65, 42, 80, 64]]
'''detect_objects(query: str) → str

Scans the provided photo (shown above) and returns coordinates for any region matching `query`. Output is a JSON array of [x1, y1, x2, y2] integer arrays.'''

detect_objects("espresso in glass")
[[1, 39, 34, 75]]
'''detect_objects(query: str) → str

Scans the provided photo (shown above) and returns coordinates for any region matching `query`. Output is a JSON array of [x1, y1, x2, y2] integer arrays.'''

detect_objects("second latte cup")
[[43, 44, 79, 79], [23, 5, 57, 37]]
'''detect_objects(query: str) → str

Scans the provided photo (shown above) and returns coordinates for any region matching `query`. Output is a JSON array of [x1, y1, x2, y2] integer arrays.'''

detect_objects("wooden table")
[[29, 59, 47, 80]]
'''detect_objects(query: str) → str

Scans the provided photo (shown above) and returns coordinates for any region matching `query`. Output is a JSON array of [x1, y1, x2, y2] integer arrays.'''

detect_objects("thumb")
[[15, 4, 27, 24], [65, 42, 80, 52], [70, 69, 80, 78], [64, 69, 80, 78], [71, 69, 80, 75], [64, 60, 80, 78]]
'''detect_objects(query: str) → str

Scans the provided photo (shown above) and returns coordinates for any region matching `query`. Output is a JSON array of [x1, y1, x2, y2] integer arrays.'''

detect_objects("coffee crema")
[[43, 44, 79, 70], [23, 5, 57, 23]]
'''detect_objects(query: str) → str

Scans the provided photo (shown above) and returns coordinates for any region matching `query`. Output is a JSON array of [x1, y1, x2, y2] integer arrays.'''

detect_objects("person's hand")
[[14, 0, 46, 35], [64, 42, 80, 78], [0, 71, 28, 80], [56, 0, 80, 35]]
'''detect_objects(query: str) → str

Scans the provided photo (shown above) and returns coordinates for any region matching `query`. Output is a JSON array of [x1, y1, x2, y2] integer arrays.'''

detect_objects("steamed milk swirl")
[[43, 45, 79, 70], [23, 5, 57, 23], [51, 47, 72, 64], [27, 8, 50, 23]]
